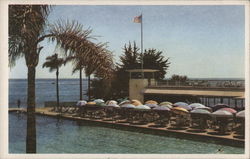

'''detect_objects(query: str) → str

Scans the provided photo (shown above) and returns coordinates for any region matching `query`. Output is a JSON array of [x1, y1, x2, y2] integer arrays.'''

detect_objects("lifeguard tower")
[[127, 69, 159, 103]]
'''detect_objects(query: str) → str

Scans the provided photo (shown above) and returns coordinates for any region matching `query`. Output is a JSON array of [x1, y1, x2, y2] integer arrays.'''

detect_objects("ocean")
[[9, 78, 245, 108], [9, 79, 88, 108]]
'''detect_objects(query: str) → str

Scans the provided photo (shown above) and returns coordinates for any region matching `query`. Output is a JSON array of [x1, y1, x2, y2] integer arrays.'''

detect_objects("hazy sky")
[[9, 5, 245, 79]]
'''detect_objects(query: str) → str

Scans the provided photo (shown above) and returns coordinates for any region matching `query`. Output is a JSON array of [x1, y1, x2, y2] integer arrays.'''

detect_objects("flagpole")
[[141, 13, 144, 79]]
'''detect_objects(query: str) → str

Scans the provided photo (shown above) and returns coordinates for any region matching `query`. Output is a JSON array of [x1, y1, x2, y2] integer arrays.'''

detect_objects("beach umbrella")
[[145, 103, 158, 108], [120, 104, 136, 109], [159, 101, 173, 106], [87, 101, 96, 105], [173, 102, 188, 107], [119, 100, 131, 106], [194, 106, 213, 112], [189, 103, 206, 110], [106, 100, 118, 105], [211, 109, 233, 118], [145, 100, 158, 105], [236, 110, 245, 118], [76, 100, 87, 106], [107, 103, 120, 107], [134, 105, 151, 110], [218, 108, 237, 114], [131, 99, 142, 106], [160, 104, 173, 109], [212, 104, 230, 112], [153, 106, 170, 111], [171, 107, 189, 115], [173, 102, 191, 111], [191, 109, 211, 114], [94, 99, 105, 104]]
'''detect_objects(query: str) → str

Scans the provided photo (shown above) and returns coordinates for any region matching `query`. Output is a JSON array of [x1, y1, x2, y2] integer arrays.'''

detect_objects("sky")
[[9, 5, 245, 79]]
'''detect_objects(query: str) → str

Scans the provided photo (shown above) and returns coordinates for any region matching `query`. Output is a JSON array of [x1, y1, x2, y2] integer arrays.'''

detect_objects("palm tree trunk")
[[79, 68, 83, 100], [56, 68, 60, 112], [88, 74, 91, 101], [26, 66, 36, 153]]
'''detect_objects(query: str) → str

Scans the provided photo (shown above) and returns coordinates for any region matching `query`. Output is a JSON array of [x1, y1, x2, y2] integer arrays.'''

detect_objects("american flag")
[[133, 15, 142, 23]]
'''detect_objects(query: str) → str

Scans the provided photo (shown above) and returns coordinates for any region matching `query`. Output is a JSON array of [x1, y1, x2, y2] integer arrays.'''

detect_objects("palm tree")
[[9, 5, 102, 153], [42, 53, 64, 112], [85, 46, 114, 101], [66, 42, 114, 101]]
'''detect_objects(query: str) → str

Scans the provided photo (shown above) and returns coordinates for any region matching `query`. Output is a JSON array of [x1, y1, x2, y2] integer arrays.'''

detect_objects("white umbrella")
[[76, 100, 87, 106], [153, 106, 170, 111], [173, 102, 188, 107], [194, 106, 212, 112], [134, 105, 151, 110], [106, 100, 118, 105], [191, 109, 211, 114], [120, 104, 136, 109], [94, 99, 105, 104], [189, 103, 206, 110], [212, 110, 233, 118], [107, 103, 120, 107], [119, 100, 131, 106], [236, 110, 245, 118]]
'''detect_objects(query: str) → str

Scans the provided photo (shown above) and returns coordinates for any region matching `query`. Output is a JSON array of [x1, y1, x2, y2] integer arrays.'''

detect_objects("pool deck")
[[9, 107, 245, 147]]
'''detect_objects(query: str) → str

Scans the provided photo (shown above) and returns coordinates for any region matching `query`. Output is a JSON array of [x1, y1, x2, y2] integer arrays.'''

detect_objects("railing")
[[153, 79, 245, 89]]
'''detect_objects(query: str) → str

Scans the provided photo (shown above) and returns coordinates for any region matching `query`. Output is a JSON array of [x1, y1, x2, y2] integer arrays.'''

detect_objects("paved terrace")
[[9, 107, 244, 148]]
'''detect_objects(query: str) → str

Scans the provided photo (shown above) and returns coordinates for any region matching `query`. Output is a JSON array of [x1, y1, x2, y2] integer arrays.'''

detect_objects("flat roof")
[[126, 69, 159, 73], [144, 88, 245, 98]]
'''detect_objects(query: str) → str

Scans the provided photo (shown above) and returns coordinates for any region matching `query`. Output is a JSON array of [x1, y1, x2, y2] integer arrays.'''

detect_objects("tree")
[[140, 49, 170, 79], [170, 74, 188, 85], [90, 42, 171, 100], [66, 42, 114, 101], [42, 53, 64, 112], [9, 5, 103, 153], [9, 5, 50, 153]]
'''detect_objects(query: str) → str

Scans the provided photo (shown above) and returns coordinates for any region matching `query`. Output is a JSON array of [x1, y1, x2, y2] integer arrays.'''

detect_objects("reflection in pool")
[[9, 113, 244, 154]]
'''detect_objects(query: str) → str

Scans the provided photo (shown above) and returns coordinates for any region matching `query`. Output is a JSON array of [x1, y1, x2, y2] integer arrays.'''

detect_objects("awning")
[[144, 88, 244, 98]]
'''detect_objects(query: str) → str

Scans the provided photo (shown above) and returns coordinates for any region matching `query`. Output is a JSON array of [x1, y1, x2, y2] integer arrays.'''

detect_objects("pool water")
[[9, 113, 244, 154]]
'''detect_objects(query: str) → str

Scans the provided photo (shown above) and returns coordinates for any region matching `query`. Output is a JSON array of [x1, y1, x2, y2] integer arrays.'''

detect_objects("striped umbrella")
[[218, 108, 237, 114], [212, 104, 230, 112]]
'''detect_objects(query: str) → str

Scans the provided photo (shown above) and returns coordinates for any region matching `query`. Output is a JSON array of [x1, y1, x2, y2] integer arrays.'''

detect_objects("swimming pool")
[[9, 112, 244, 154]]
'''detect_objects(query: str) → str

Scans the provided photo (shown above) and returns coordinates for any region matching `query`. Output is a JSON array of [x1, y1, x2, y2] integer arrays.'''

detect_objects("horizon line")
[[9, 77, 245, 80]]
